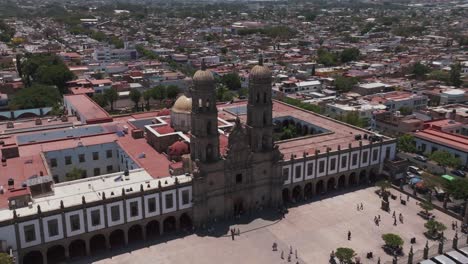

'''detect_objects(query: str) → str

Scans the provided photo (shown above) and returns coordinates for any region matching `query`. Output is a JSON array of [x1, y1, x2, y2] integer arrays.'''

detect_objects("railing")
[[384, 236, 468, 264]]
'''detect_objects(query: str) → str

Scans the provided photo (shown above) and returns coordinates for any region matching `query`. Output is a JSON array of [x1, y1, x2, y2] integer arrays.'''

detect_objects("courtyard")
[[82, 187, 463, 264]]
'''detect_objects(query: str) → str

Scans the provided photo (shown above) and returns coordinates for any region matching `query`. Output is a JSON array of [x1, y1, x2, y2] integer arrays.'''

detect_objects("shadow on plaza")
[[71, 185, 373, 263]]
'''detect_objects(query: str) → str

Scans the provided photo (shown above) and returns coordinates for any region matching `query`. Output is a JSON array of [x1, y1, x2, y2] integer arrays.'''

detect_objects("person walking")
[[348, 230, 351, 240]]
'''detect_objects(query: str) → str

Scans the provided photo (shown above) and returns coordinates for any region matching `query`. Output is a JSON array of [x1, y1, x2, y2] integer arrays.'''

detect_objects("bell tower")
[[247, 55, 273, 152], [190, 61, 219, 162]]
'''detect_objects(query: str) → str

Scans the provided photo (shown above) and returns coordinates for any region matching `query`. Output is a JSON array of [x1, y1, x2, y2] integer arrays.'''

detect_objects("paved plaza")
[[84, 187, 462, 264]]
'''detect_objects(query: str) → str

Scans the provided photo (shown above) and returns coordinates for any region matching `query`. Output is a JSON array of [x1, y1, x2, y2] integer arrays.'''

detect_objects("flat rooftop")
[[64, 94, 112, 123], [414, 129, 468, 152]]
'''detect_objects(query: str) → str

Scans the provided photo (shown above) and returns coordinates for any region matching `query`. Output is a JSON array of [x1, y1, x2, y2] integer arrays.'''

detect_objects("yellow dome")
[[171, 95, 192, 114], [250, 64, 271, 80]]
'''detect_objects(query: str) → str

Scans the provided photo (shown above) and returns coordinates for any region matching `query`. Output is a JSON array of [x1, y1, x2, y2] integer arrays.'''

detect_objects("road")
[[397, 152, 447, 175]]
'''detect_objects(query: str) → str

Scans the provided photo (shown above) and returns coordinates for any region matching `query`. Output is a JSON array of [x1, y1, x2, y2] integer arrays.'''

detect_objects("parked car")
[[415, 155, 428, 162], [451, 170, 466, 177], [408, 166, 423, 175], [406, 172, 418, 179]]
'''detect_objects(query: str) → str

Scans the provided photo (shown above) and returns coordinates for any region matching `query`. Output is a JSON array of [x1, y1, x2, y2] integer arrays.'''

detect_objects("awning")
[[409, 177, 422, 185], [442, 175, 455, 181]]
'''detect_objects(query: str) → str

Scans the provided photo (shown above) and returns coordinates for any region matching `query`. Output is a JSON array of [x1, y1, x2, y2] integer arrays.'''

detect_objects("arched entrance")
[[146, 220, 160, 239], [180, 213, 192, 230], [327, 177, 336, 192], [338, 175, 346, 189], [69, 239, 86, 259], [359, 170, 367, 184], [304, 183, 313, 199], [233, 198, 244, 215], [316, 180, 324, 195], [349, 172, 357, 186], [292, 185, 302, 202], [47, 245, 66, 264], [109, 229, 125, 248], [128, 225, 143, 243], [163, 216, 176, 233], [23, 251, 43, 264], [282, 188, 290, 203], [89, 234, 106, 254]]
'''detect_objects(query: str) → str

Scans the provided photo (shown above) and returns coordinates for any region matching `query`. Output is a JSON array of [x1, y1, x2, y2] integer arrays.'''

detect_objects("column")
[[85, 240, 91, 256], [124, 230, 129, 246]]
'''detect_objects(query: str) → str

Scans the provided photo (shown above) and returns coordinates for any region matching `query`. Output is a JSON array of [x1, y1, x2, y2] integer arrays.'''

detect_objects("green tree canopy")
[[340, 48, 360, 63], [398, 106, 413, 116], [129, 89, 141, 110], [166, 85, 180, 100], [444, 178, 468, 201], [428, 70, 450, 83], [93, 94, 108, 108], [411, 62, 430, 79], [143, 89, 152, 110], [424, 220, 446, 237], [335, 247, 356, 264], [449, 63, 462, 87], [429, 150, 461, 169], [104, 88, 119, 111], [281, 97, 322, 114], [337, 111, 366, 128], [419, 201, 434, 214], [221, 72, 242, 90], [334, 76, 358, 93], [397, 134, 416, 153], [151, 85, 166, 101], [0, 252, 14, 264], [66, 167, 86, 181], [10, 84, 61, 109], [317, 48, 339, 66], [382, 233, 404, 249]]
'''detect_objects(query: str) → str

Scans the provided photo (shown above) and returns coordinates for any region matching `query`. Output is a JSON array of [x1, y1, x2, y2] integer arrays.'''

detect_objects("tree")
[[398, 106, 413, 116], [151, 85, 166, 104], [424, 220, 446, 238], [429, 150, 461, 170], [335, 247, 356, 264], [317, 48, 339, 66], [449, 63, 462, 87], [221, 72, 242, 90], [10, 84, 61, 109], [397, 134, 416, 153], [143, 90, 152, 111], [337, 111, 366, 128], [166, 85, 180, 100], [93, 94, 108, 108], [66, 167, 86, 181], [216, 84, 229, 101], [104, 88, 118, 111], [340, 48, 360, 63], [129, 89, 141, 111], [238, 88, 248, 98], [428, 70, 450, 83], [334, 76, 358, 93], [0, 253, 13, 264], [419, 201, 434, 215], [411, 62, 430, 79], [376, 180, 391, 194], [382, 233, 404, 250]]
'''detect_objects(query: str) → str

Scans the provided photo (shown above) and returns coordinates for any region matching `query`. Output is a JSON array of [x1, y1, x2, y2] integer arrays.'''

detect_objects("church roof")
[[250, 64, 271, 80], [171, 95, 192, 114]]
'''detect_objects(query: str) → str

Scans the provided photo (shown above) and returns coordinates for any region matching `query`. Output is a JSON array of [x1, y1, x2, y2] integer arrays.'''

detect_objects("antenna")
[[201, 58, 206, 70]]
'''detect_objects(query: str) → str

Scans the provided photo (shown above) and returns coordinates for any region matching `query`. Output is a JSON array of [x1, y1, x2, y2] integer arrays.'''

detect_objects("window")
[[81, 170, 87, 178], [182, 190, 190, 205], [91, 210, 100, 226], [50, 158, 57, 167], [94, 168, 100, 176], [79, 154, 85, 163], [352, 154, 358, 166], [106, 150, 112, 158], [307, 163, 314, 175], [130, 201, 139, 217], [319, 160, 325, 173], [385, 147, 391, 159], [372, 149, 379, 161], [236, 174, 242, 184], [165, 193, 174, 209], [341, 156, 347, 168], [92, 152, 99, 160], [362, 151, 368, 163], [330, 158, 336, 171], [282, 168, 289, 180], [70, 214, 80, 231], [106, 165, 113, 173], [24, 224, 36, 242], [65, 156, 72, 165], [148, 198, 157, 213], [295, 166, 302, 179], [110, 205, 120, 222], [47, 219, 59, 237]]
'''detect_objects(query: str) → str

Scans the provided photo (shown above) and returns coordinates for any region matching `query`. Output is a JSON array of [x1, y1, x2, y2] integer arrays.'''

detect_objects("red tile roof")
[[414, 129, 468, 152]]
